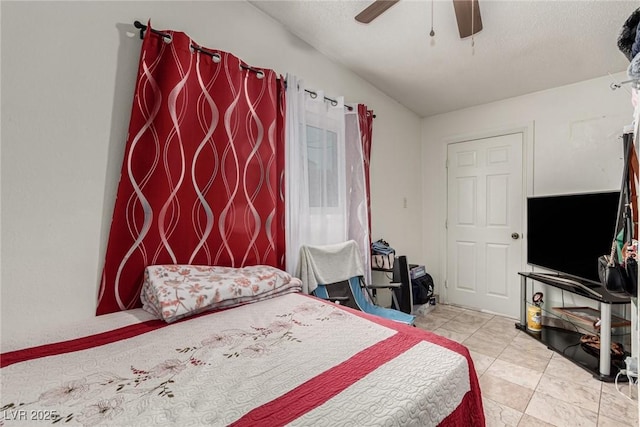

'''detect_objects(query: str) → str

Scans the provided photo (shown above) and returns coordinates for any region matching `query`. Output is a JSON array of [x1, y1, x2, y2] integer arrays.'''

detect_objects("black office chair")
[[366, 255, 413, 314]]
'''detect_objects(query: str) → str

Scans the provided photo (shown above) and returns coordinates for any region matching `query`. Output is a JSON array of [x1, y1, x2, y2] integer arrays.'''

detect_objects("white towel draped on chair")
[[297, 240, 365, 294]]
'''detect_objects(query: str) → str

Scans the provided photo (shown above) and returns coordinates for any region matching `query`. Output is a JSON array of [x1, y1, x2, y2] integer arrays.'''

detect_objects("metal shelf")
[[515, 323, 626, 382]]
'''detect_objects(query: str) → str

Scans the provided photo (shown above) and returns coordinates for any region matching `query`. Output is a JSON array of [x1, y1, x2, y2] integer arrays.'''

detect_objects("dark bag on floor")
[[412, 273, 434, 305]]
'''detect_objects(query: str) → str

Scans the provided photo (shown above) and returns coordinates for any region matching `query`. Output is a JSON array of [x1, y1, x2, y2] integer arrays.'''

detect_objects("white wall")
[[0, 1, 422, 342], [422, 73, 634, 307]]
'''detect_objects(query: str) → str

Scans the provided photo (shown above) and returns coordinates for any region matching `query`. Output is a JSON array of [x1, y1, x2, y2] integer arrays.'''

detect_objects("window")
[[306, 125, 339, 208]]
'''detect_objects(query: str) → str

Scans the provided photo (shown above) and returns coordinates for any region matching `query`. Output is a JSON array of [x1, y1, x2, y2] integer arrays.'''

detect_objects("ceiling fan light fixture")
[[354, 0, 483, 41]]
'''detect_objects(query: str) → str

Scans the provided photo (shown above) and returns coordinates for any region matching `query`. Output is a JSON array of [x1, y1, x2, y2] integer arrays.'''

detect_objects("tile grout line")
[[504, 327, 541, 425]]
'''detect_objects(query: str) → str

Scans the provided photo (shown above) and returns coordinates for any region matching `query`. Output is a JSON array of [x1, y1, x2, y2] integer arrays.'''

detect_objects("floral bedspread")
[[0, 293, 484, 427], [141, 264, 302, 322]]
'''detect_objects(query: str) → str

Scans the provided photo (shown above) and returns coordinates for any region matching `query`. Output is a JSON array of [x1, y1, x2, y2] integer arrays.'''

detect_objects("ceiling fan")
[[355, 0, 483, 39]]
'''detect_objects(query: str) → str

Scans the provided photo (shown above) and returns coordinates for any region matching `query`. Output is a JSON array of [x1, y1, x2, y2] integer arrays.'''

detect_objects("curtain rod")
[[610, 78, 640, 91], [304, 89, 353, 112], [133, 21, 265, 76], [303, 89, 376, 118], [133, 21, 375, 119]]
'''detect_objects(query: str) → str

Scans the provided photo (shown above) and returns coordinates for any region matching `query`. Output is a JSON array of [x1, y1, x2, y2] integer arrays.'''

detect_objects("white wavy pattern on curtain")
[[99, 29, 284, 314], [241, 73, 265, 266], [157, 44, 192, 265], [264, 79, 280, 265], [188, 52, 220, 264], [111, 51, 164, 310], [217, 56, 242, 267]]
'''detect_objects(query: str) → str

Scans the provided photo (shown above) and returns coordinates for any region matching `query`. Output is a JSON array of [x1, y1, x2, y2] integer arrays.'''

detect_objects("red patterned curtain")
[[357, 104, 374, 240], [97, 25, 286, 315]]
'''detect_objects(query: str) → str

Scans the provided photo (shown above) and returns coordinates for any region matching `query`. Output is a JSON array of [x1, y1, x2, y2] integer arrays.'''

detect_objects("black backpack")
[[412, 273, 434, 305]]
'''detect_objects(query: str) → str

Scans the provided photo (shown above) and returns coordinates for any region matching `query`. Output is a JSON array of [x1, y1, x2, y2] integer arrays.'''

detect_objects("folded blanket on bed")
[[141, 265, 302, 323]]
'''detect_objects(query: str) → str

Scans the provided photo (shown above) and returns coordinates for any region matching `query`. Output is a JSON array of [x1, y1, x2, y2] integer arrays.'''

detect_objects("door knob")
[[511, 233, 520, 240]]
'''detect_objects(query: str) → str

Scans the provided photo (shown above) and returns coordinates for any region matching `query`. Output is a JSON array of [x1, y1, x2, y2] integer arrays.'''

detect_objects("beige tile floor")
[[413, 304, 639, 427]]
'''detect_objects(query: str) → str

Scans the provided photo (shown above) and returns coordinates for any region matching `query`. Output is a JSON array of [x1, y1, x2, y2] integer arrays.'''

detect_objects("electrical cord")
[[615, 369, 638, 402], [561, 342, 581, 357]]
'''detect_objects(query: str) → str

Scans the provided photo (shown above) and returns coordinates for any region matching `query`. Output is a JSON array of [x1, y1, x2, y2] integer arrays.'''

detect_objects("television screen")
[[527, 191, 620, 285]]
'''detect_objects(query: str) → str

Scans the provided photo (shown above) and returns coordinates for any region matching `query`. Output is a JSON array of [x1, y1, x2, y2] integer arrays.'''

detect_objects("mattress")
[[1, 293, 484, 426]]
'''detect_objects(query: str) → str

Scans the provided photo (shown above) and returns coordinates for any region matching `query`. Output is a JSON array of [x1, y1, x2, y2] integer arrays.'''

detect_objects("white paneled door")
[[446, 133, 524, 318]]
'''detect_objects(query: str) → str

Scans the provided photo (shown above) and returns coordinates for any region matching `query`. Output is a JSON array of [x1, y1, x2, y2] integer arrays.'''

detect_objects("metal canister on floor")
[[527, 291, 544, 332], [526, 305, 542, 332]]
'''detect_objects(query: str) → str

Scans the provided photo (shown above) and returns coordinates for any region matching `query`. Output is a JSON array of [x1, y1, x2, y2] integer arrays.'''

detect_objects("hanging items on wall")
[[617, 7, 640, 80], [97, 21, 286, 315], [597, 132, 638, 298]]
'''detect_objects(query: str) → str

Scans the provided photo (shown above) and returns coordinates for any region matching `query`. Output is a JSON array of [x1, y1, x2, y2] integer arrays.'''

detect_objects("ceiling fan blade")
[[452, 0, 483, 38], [355, 0, 400, 24]]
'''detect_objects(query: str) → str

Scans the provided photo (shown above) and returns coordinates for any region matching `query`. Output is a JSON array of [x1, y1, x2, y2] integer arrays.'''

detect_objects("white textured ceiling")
[[250, 0, 640, 117]]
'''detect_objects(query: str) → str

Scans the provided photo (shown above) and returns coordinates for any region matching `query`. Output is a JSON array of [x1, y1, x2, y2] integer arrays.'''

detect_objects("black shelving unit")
[[517, 272, 631, 382]]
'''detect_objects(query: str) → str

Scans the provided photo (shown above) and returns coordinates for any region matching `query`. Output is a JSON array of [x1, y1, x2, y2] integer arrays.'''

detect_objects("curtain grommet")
[[163, 34, 172, 44], [211, 53, 221, 64], [256, 71, 265, 80]]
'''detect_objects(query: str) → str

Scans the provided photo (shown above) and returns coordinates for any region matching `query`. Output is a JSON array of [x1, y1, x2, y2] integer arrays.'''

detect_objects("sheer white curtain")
[[285, 74, 308, 277], [285, 74, 371, 284]]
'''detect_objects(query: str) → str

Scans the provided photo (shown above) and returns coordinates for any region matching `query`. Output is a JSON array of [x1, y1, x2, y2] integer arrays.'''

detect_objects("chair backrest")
[[313, 278, 360, 310], [305, 243, 416, 326], [298, 240, 364, 295]]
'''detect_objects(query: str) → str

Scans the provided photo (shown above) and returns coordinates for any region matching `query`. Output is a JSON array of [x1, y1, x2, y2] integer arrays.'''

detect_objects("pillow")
[[141, 265, 302, 323]]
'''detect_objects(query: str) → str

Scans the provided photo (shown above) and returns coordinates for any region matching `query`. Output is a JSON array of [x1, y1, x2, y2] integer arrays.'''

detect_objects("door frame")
[[441, 122, 535, 312]]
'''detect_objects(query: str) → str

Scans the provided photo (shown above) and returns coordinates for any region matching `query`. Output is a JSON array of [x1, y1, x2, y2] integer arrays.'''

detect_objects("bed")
[[1, 267, 484, 427]]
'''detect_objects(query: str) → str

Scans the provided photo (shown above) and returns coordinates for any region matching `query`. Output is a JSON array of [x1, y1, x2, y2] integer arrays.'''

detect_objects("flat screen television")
[[527, 191, 620, 285]]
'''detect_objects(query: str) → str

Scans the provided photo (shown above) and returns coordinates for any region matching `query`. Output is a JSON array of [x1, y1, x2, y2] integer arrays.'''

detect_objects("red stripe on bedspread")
[[440, 386, 486, 426], [0, 319, 166, 368], [301, 293, 476, 358], [351, 310, 485, 426], [1, 305, 243, 368], [297, 295, 486, 427], [231, 331, 423, 426], [2, 295, 485, 426]]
